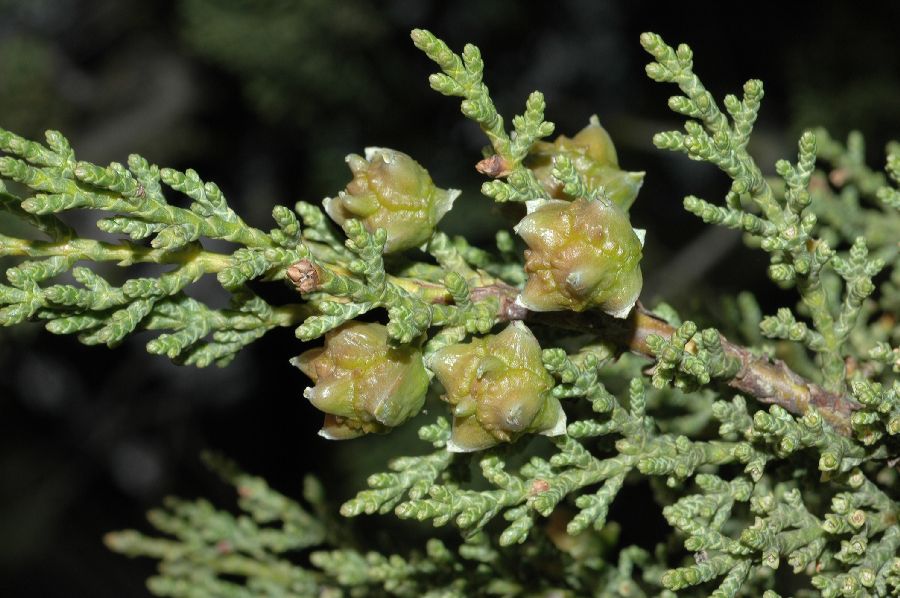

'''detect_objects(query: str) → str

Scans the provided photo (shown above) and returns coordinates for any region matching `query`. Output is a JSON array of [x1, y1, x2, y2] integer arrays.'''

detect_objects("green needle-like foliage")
[[411, 28, 555, 204], [0, 128, 321, 364], [3, 29, 898, 597], [640, 32, 894, 395]]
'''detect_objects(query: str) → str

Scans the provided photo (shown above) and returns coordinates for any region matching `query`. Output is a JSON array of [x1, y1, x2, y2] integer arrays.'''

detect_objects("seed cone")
[[428, 322, 564, 452], [527, 116, 644, 210], [324, 147, 459, 253], [292, 322, 429, 439], [515, 197, 643, 317]]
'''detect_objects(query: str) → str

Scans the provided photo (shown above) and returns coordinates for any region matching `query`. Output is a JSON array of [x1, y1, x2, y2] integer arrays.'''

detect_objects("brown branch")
[[481, 282, 860, 436], [288, 261, 859, 436]]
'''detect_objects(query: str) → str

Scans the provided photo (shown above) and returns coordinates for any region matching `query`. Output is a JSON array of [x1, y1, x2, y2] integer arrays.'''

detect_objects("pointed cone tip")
[[542, 408, 568, 437], [445, 437, 475, 453], [513, 294, 530, 310], [318, 426, 364, 440], [435, 188, 461, 221], [605, 300, 637, 319], [634, 228, 646, 247], [363, 147, 384, 162], [524, 198, 562, 215], [322, 196, 340, 222]]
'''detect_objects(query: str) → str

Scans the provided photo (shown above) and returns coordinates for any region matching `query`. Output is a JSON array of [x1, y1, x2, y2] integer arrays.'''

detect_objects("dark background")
[[1, 1, 898, 596]]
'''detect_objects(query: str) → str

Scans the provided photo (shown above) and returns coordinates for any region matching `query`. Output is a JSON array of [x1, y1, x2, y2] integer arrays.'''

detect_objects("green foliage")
[[411, 28, 555, 204], [2, 29, 898, 598], [641, 31, 891, 394]]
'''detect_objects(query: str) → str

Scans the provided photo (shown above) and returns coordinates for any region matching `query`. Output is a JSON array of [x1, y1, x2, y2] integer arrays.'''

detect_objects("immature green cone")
[[528, 116, 644, 210], [514, 197, 643, 317], [324, 147, 460, 253], [427, 322, 564, 452], [291, 322, 429, 439]]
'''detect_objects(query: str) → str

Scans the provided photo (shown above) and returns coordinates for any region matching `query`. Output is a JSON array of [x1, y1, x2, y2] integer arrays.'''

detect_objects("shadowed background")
[[1, 1, 898, 595]]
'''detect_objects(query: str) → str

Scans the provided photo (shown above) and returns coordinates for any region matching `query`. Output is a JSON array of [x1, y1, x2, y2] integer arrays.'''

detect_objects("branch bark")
[[289, 260, 860, 436], [486, 283, 860, 436]]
